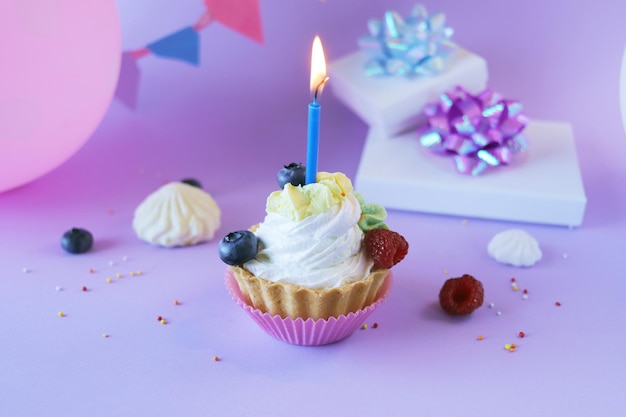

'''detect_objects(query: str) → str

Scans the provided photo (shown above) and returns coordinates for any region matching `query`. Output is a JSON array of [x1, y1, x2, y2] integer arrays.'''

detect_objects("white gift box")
[[355, 120, 587, 227], [329, 48, 489, 137]]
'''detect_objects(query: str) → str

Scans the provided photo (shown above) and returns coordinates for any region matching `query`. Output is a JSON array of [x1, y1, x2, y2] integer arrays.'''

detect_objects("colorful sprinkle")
[[442, 269, 448, 274], [523, 289, 528, 294], [108, 260, 115, 266], [504, 343, 511, 350], [106, 277, 112, 283], [22, 267, 30, 273], [522, 294, 528, 300], [213, 356, 220, 362], [130, 272, 135, 276], [512, 284, 519, 291], [58, 311, 65, 317], [361, 324, 368, 330], [488, 302, 495, 308], [116, 273, 122, 278], [102, 333, 109, 338], [372, 322, 379, 329], [555, 301, 562, 307], [136, 270, 143, 275], [82, 286, 87, 292], [496, 311, 502, 316], [55, 286, 62, 292], [510, 277, 516, 283], [88, 268, 94, 273], [477, 335, 484, 341], [173, 300, 180, 306], [122, 256, 128, 262], [160, 319, 166, 325], [518, 331, 525, 338], [157, 316, 163, 321]]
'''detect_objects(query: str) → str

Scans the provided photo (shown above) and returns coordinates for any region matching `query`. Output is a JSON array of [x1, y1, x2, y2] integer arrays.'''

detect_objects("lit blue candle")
[[305, 36, 328, 184]]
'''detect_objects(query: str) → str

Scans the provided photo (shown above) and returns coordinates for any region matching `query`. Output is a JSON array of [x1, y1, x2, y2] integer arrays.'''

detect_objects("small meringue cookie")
[[133, 182, 221, 247], [487, 229, 542, 267]]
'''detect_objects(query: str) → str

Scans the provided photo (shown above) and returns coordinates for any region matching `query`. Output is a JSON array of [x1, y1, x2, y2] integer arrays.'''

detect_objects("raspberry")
[[439, 274, 484, 316], [364, 228, 409, 269]]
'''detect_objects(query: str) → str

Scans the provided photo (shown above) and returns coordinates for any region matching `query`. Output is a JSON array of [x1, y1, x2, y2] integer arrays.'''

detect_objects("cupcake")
[[220, 168, 408, 345]]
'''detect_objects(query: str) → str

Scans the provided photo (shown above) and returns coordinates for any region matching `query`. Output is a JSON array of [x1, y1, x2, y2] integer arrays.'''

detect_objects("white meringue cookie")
[[133, 182, 221, 247], [487, 229, 542, 267]]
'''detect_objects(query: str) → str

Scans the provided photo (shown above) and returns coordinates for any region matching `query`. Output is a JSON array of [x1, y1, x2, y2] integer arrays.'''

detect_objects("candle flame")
[[310, 36, 328, 99]]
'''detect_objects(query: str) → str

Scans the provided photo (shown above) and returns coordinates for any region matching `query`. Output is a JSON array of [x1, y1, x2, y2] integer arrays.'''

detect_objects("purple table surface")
[[2, 1, 625, 416]]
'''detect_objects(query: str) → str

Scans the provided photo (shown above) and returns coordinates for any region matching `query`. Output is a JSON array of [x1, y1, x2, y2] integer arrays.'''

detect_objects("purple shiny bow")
[[418, 86, 529, 175]]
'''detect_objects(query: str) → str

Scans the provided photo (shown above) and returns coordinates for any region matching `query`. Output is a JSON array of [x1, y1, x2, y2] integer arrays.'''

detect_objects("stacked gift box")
[[329, 4, 587, 227]]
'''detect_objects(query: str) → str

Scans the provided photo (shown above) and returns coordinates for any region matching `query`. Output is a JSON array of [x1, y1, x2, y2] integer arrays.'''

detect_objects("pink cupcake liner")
[[225, 269, 393, 346]]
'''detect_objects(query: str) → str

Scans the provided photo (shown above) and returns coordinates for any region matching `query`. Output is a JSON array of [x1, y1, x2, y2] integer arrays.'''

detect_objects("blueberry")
[[181, 178, 203, 189], [61, 228, 94, 254], [277, 163, 306, 189], [218, 230, 259, 265]]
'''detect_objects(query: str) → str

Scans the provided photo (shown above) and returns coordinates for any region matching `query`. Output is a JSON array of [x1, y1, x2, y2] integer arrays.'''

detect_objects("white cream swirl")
[[132, 182, 221, 247], [244, 191, 373, 289]]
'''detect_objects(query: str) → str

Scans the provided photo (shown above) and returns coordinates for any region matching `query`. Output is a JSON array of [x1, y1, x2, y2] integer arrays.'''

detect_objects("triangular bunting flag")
[[205, 0, 264, 44], [114, 52, 141, 109], [147, 27, 200, 65]]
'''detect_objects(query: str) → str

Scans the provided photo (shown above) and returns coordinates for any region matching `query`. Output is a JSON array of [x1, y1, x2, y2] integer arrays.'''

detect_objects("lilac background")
[[1, 1, 626, 416]]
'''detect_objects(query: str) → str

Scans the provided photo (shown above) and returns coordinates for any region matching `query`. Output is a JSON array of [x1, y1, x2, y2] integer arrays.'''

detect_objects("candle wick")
[[313, 76, 330, 102]]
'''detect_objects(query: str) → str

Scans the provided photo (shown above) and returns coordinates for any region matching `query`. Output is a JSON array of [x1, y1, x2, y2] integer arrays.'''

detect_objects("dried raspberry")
[[364, 228, 409, 269], [439, 274, 484, 316]]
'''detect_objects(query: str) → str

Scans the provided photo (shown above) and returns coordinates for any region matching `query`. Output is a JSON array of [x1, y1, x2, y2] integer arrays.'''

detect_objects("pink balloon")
[[0, 0, 121, 192]]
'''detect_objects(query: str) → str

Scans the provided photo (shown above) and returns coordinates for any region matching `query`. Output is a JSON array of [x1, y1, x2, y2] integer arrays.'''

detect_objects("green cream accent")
[[266, 172, 354, 221], [354, 192, 388, 231]]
